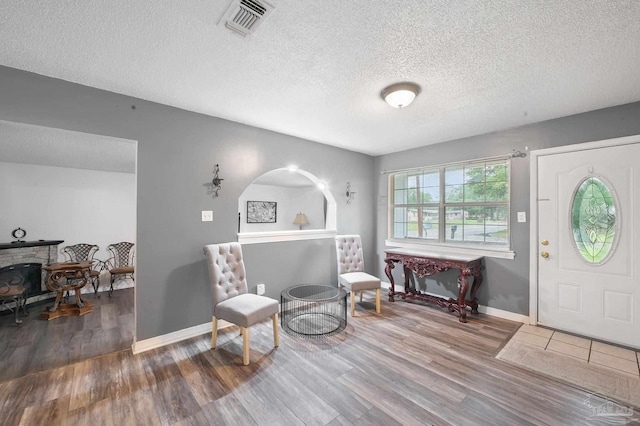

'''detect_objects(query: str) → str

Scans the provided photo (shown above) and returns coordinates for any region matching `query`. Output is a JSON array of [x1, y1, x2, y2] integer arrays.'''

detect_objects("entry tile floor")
[[497, 324, 640, 409], [512, 325, 640, 376]]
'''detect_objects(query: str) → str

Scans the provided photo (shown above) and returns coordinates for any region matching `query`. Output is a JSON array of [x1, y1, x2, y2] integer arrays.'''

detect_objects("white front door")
[[535, 140, 640, 349]]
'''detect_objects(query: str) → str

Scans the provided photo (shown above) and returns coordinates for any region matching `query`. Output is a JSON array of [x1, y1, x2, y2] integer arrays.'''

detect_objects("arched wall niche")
[[237, 167, 337, 244]]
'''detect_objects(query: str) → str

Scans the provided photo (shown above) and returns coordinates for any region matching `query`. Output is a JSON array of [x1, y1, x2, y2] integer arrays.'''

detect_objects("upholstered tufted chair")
[[335, 235, 381, 316], [204, 242, 279, 365]]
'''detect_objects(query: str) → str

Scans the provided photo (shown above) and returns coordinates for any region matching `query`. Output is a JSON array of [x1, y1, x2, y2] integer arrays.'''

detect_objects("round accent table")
[[280, 284, 347, 338]]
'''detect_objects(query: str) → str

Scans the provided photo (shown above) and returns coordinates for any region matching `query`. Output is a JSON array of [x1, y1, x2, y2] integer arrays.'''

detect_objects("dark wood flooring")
[[0, 288, 133, 382], [1, 294, 635, 425]]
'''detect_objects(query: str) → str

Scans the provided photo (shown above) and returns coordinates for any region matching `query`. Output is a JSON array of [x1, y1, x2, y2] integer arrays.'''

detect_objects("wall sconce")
[[293, 212, 309, 230], [346, 182, 356, 204], [211, 164, 224, 198]]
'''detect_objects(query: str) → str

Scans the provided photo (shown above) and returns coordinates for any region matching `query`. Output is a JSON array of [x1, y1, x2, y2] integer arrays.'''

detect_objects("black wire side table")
[[281, 284, 347, 338]]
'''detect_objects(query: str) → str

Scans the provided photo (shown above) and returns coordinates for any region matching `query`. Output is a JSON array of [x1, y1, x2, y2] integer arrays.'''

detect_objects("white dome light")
[[381, 82, 420, 108]]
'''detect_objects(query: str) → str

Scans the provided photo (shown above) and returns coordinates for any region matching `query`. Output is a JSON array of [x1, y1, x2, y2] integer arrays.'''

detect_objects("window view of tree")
[[391, 159, 510, 247]]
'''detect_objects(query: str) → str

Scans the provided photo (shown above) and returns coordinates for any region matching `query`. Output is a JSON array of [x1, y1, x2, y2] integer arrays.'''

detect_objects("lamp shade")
[[293, 213, 309, 226], [381, 82, 420, 108]]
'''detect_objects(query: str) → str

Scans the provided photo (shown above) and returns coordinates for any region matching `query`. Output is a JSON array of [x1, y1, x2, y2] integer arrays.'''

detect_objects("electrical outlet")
[[256, 283, 265, 295], [202, 210, 213, 222], [517, 211, 526, 223]]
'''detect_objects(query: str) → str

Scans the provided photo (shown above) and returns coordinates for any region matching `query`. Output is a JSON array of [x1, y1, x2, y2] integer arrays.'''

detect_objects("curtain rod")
[[380, 149, 527, 175]]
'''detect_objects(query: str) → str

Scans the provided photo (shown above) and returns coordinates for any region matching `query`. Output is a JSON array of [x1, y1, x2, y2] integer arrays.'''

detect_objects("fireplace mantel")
[[0, 240, 64, 250], [0, 240, 63, 270]]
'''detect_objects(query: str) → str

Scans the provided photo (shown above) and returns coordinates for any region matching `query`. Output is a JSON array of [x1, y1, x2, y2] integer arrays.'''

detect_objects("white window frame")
[[386, 157, 515, 260]]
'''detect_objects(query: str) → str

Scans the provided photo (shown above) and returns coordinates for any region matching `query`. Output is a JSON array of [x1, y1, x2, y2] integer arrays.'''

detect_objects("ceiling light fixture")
[[381, 82, 420, 108]]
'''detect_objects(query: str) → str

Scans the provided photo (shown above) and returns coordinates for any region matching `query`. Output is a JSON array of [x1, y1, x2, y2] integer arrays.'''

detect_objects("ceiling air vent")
[[220, 0, 274, 37]]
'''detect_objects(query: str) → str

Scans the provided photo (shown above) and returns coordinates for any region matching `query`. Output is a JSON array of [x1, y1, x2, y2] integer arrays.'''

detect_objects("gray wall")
[[0, 66, 375, 340], [3, 64, 639, 330], [374, 102, 640, 315]]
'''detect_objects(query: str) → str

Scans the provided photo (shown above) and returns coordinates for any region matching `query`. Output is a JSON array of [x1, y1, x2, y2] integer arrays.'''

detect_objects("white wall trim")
[[132, 319, 232, 355], [528, 134, 640, 327], [238, 229, 336, 244], [237, 166, 339, 245], [476, 305, 529, 323]]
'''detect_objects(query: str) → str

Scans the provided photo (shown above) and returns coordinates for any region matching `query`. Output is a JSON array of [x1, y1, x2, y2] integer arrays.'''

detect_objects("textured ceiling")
[[1, 1, 640, 156], [0, 120, 136, 174]]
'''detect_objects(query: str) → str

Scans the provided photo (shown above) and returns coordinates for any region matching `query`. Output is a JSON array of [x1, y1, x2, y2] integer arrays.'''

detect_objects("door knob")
[[541, 251, 549, 258], [541, 240, 549, 245]]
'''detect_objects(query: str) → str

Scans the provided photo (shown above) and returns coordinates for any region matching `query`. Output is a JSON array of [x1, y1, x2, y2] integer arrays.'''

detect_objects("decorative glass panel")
[[571, 177, 616, 263]]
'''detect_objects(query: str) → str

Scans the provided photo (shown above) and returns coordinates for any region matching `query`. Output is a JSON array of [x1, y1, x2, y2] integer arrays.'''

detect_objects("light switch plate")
[[517, 211, 526, 223], [202, 210, 213, 222]]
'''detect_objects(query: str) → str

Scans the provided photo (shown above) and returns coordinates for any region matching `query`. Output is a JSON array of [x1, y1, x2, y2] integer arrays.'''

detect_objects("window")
[[390, 158, 510, 249]]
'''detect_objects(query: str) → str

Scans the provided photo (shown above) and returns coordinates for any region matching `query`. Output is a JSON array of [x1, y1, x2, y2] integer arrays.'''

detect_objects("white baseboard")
[[476, 305, 528, 323], [132, 319, 232, 355], [133, 285, 528, 354], [381, 281, 529, 324]]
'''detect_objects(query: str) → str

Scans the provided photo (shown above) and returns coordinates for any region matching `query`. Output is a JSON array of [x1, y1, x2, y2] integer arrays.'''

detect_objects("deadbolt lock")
[[541, 251, 549, 258], [541, 240, 549, 246]]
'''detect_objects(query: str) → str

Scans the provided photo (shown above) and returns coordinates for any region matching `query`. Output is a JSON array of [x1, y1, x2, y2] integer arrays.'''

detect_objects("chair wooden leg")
[[351, 291, 355, 317], [242, 327, 250, 365], [211, 316, 218, 349], [360, 291, 363, 302], [273, 313, 279, 347], [375, 288, 381, 314]]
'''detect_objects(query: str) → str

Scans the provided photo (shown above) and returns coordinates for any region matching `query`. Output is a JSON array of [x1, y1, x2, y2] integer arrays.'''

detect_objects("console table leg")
[[469, 272, 483, 314], [384, 260, 396, 302], [457, 273, 470, 323]]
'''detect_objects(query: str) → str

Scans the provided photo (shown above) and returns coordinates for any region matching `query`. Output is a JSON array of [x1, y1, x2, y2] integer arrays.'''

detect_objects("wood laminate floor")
[[1, 294, 637, 425], [0, 288, 134, 382]]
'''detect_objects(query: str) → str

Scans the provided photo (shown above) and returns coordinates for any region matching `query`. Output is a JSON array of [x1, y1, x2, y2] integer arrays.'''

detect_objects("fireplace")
[[0, 263, 44, 296], [0, 240, 63, 309]]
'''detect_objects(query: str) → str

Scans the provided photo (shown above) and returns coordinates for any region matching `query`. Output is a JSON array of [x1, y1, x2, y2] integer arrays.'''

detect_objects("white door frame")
[[529, 134, 640, 325]]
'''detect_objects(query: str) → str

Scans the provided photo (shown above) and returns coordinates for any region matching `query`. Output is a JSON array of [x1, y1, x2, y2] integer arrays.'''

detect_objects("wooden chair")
[[204, 242, 279, 365], [335, 235, 381, 316], [63, 243, 105, 296], [0, 266, 29, 325], [107, 242, 135, 296]]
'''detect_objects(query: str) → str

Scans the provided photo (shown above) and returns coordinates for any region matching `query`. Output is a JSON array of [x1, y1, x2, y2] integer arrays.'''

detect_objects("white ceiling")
[[1, 1, 640, 156], [0, 120, 137, 174]]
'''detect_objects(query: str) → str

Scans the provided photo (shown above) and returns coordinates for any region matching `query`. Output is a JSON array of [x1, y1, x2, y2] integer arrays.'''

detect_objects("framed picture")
[[247, 201, 277, 223]]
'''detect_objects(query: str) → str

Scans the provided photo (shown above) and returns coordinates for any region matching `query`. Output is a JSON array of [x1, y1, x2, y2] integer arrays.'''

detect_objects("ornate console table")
[[384, 248, 483, 323], [40, 261, 94, 320]]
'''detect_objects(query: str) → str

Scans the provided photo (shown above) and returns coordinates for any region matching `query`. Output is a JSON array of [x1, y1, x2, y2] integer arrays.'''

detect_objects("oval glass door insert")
[[571, 177, 617, 264]]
